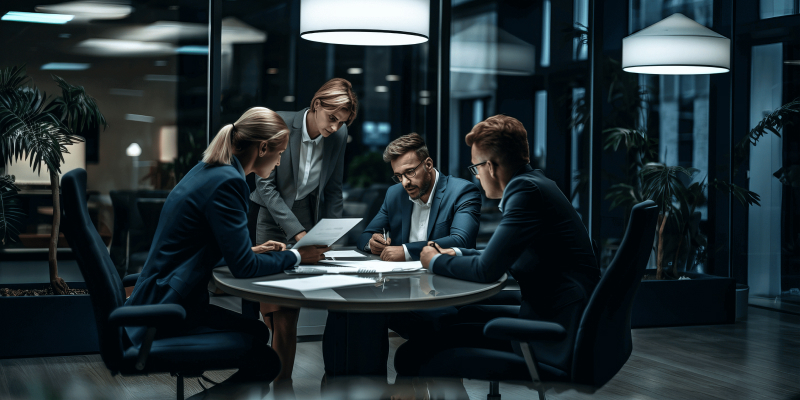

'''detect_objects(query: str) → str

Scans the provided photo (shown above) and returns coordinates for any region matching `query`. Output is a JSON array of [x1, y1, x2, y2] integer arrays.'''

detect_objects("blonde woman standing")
[[125, 107, 329, 385], [249, 78, 358, 382]]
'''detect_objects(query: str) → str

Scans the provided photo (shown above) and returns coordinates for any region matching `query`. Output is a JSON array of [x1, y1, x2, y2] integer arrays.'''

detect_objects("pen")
[[429, 242, 441, 254], [383, 228, 387, 244]]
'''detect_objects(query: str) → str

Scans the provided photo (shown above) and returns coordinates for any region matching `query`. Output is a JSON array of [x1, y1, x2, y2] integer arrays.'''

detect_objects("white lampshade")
[[300, 0, 429, 46], [159, 126, 178, 163], [622, 13, 730, 75], [126, 143, 142, 157]]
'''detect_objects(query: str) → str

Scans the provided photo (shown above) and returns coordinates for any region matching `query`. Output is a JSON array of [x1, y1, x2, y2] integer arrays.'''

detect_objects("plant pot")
[[0, 282, 98, 358], [736, 284, 749, 321], [631, 271, 736, 328]]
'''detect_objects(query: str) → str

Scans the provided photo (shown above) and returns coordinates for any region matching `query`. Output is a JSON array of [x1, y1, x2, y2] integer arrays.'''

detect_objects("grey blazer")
[[249, 108, 346, 241]]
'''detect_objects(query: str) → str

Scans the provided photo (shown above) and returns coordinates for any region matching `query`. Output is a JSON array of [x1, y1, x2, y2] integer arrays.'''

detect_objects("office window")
[[760, 0, 799, 18], [1, 1, 207, 259], [593, 0, 715, 271]]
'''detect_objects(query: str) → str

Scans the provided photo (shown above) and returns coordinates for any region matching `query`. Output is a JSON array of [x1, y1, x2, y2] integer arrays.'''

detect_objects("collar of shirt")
[[301, 109, 323, 145], [408, 169, 439, 207]]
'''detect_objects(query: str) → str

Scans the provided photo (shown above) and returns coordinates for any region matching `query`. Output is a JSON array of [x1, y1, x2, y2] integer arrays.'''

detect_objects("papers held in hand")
[[292, 218, 362, 248]]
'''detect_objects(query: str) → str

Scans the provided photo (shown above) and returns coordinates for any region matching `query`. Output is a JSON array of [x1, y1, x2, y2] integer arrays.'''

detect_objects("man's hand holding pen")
[[369, 230, 392, 255]]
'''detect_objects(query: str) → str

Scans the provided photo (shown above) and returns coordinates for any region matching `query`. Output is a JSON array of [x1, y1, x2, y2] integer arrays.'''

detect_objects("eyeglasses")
[[467, 161, 488, 176], [391, 160, 425, 183]]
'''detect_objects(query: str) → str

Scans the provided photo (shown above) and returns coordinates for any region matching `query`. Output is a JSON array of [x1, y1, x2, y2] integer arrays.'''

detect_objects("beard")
[[407, 171, 433, 201]]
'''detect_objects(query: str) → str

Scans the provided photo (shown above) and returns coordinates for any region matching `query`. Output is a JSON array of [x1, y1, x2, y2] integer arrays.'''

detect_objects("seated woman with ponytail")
[[124, 107, 330, 384]]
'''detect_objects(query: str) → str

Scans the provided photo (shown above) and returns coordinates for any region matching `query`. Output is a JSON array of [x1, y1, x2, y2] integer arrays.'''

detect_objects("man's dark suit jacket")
[[125, 156, 297, 345], [431, 165, 599, 369], [250, 108, 346, 241], [357, 172, 482, 260]]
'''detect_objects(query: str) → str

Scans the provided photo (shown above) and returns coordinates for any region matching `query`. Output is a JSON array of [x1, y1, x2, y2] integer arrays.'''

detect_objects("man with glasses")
[[322, 133, 482, 378], [394, 115, 599, 381], [356, 132, 482, 261]]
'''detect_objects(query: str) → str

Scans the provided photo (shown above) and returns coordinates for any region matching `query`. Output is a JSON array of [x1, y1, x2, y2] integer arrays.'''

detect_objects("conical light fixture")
[[300, 0, 429, 46], [622, 13, 730, 75]]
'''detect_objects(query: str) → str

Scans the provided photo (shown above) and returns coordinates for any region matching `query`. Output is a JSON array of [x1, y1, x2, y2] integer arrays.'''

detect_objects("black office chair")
[[110, 190, 170, 278], [396, 200, 658, 399], [62, 169, 280, 399]]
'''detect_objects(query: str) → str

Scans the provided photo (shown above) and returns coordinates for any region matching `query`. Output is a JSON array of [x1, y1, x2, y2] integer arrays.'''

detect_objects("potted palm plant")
[[0, 65, 107, 294], [0, 65, 107, 357], [569, 57, 800, 327]]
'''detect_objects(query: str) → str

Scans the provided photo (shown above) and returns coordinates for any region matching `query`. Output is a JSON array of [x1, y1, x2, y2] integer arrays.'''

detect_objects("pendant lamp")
[[622, 13, 730, 75], [300, 0, 429, 46]]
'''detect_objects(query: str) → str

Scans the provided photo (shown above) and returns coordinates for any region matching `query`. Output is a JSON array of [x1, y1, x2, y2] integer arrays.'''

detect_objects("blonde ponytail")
[[202, 107, 289, 166]]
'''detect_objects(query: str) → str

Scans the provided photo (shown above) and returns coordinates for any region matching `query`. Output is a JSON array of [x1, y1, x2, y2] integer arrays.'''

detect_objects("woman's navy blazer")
[[124, 156, 296, 344]]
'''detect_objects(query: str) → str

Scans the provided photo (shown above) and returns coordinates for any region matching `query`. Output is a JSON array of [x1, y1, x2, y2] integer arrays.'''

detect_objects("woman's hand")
[[252, 240, 287, 254]]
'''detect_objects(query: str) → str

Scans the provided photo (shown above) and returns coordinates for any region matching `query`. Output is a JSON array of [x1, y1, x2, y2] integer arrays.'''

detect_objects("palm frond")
[[605, 183, 640, 211], [639, 163, 699, 227], [733, 97, 800, 176], [773, 165, 800, 188], [49, 75, 108, 133], [0, 86, 80, 174], [710, 179, 761, 207], [603, 128, 649, 152], [0, 175, 23, 245], [0, 65, 30, 94]]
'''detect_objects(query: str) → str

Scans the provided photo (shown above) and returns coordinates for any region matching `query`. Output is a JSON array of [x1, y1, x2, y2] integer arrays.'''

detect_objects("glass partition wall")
[[0, 1, 207, 279], [3, 0, 799, 316], [449, 0, 593, 246], [218, 0, 434, 248]]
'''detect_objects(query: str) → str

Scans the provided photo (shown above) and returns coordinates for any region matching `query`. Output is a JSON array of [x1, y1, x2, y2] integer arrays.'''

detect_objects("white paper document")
[[319, 260, 423, 273], [254, 275, 375, 291], [292, 218, 362, 248], [324, 250, 368, 258]]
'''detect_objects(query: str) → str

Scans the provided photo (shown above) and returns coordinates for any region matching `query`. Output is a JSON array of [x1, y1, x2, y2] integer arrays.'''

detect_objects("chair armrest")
[[483, 317, 566, 342], [122, 273, 140, 287], [108, 304, 186, 328]]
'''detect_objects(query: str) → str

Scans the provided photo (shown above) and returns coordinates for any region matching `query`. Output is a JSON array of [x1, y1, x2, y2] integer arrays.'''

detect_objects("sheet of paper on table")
[[253, 275, 375, 291], [292, 218, 362, 248], [324, 250, 367, 258], [319, 260, 423, 273]]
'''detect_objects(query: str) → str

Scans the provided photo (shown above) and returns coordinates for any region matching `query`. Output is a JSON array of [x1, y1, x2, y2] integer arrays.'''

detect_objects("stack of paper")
[[324, 250, 368, 259], [254, 275, 375, 291], [319, 260, 423, 273]]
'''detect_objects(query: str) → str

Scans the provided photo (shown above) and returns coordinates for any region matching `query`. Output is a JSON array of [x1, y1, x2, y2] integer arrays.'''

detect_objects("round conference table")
[[212, 265, 507, 312], [213, 255, 508, 379]]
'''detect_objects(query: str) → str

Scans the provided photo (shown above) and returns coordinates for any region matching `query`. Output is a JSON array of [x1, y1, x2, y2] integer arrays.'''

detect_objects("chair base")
[[488, 380, 501, 400], [487, 380, 549, 400]]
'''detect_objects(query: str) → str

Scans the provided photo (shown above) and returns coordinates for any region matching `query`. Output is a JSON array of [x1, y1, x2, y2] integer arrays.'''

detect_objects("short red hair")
[[465, 115, 530, 169]]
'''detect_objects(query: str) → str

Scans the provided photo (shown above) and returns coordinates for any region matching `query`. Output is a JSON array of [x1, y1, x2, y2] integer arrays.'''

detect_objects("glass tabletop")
[[212, 266, 507, 312]]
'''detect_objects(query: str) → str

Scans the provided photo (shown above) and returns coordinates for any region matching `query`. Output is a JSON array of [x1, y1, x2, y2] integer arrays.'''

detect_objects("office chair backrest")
[[571, 200, 658, 387], [62, 169, 127, 372]]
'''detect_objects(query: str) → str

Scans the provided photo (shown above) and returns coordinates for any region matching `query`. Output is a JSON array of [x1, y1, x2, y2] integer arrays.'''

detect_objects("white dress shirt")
[[296, 110, 324, 200], [402, 170, 439, 261]]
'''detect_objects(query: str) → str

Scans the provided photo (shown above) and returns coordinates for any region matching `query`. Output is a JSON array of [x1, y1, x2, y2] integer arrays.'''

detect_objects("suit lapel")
[[289, 110, 305, 188], [426, 174, 447, 239], [400, 194, 412, 244]]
